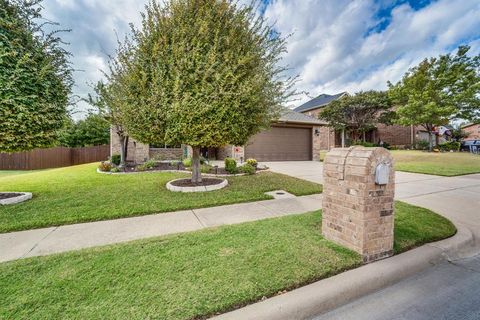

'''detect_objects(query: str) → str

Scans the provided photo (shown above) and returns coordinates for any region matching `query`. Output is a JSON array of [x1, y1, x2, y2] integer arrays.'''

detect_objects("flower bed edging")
[[0, 192, 33, 205], [166, 178, 228, 192]]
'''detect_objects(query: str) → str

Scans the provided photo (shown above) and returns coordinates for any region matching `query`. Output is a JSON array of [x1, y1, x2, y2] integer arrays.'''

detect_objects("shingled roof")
[[277, 108, 327, 125], [293, 92, 347, 113]]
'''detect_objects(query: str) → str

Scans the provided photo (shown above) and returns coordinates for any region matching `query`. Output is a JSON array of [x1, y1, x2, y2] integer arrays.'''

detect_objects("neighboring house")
[[110, 109, 328, 163], [294, 92, 417, 147], [463, 123, 480, 141]]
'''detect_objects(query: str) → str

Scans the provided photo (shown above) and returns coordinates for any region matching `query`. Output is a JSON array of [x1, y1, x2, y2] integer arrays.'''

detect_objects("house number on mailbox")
[[375, 163, 390, 185]]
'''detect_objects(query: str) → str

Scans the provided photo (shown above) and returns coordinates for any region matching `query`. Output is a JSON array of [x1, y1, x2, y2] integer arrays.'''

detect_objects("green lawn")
[[0, 202, 455, 320], [0, 170, 44, 178], [392, 150, 480, 176], [0, 163, 322, 232]]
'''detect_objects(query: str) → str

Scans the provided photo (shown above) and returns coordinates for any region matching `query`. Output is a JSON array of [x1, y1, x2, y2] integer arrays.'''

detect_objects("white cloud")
[[40, 0, 480, 115], [264, 0, 480, 104]]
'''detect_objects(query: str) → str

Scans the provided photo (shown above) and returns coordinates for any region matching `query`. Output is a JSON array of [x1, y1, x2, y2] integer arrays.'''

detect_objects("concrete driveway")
[[264, 161, 480, 241]]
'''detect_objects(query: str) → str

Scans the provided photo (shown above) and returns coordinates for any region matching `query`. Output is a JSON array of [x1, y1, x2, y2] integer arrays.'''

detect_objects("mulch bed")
[[170, 178, 224, 187], [0, 193, 23, 200]]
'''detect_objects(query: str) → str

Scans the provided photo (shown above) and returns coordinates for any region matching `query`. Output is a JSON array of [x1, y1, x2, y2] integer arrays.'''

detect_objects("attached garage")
[[245, 125, 313, 161]]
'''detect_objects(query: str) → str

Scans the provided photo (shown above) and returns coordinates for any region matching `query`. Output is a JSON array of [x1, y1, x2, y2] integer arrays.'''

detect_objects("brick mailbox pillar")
[[322, 146, 395, 263]]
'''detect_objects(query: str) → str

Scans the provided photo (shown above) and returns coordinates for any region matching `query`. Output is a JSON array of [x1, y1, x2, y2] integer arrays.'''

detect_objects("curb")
[[211, 225, 478, 320]]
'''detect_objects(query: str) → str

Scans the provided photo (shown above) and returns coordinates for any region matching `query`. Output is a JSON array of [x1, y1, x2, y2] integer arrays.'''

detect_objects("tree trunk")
[[191, 146, 202, 184], [119, 135, 128, 168], [428, 131, 433, 151], [341, 129, 345, 148]]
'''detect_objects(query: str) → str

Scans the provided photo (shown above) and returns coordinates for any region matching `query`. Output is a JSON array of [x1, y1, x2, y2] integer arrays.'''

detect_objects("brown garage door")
[[245, 126, 312, 161]]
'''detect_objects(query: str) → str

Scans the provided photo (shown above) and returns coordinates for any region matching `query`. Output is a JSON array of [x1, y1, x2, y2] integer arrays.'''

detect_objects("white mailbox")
[[375, 162, 390, 185]]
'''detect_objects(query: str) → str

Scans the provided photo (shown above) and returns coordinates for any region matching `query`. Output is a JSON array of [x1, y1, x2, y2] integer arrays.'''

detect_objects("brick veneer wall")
[[149, 148, 183, 160], [375, 124, 414, 146], [322, 146, 395, 263], [110, 128, 148, 164], [464, 124, 480, 140]]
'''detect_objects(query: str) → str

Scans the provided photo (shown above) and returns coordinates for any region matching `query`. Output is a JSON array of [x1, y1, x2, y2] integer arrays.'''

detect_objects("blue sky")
[[41, 0, 480, 116]]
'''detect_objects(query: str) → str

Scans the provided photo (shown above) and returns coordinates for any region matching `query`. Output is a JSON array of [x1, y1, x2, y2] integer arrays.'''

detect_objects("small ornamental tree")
[[89, 81, 130, 167], [0, 0, 73, 153], [319, 91, 393, 146], [114, 0, 295, 183], [388, 46, 480, 151]]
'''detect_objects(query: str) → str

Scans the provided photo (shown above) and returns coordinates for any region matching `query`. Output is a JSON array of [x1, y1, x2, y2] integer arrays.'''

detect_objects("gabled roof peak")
[[293, 92, 347, 113]]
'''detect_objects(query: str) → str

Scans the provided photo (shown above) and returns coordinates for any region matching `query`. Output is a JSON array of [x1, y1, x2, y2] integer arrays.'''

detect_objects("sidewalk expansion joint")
[[21, 226, 58, 258], [191, 210, 206, 228]]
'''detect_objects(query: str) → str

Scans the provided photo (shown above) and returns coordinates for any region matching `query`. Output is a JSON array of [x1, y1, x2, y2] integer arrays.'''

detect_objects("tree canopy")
[[0, 0, 73, 153], [319, 91, 393, 144], [57, 113, 110, 148], [388, 46, 480, 149], [109, 0, 295, 182]]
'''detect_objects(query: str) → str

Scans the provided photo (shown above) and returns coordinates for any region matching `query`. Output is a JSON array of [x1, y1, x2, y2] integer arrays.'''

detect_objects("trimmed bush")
[[98, 161, 112, 172], [415, 140, 430, 150], [144, 159, 157, 169], [438, 141, 461, 152], [111, 167, 120, 173], [201, 164, 213, 173], [111, 154, 121, 166], [246, 158, 257, 167], [182, 157, 192, 167], [352, 141, 376, 147], [182, 156, 207, 168], [225, 157, 237, 174], [240, 163, 256, 175]]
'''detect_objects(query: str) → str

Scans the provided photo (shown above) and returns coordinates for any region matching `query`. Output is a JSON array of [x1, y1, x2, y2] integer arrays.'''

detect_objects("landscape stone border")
[[166, 178, 228, 192], [0, 192, 33, 205]]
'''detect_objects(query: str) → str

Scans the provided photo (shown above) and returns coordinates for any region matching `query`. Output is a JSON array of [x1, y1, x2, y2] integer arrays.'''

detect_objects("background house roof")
[[293, 92, 347, 113], [462, 123, 479, 129], [277, 109, 327, 125]]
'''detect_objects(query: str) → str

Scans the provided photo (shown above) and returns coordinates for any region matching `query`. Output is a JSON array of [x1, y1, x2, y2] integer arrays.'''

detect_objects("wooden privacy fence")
[[0, 145, 110, 170]]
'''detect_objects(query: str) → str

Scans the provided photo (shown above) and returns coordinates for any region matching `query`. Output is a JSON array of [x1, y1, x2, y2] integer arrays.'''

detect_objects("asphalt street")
[[313, 254, 480, 320]]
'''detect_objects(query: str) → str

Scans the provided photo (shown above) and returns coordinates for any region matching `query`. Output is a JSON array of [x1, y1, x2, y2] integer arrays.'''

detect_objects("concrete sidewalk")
[[0, 193, 322, 263]]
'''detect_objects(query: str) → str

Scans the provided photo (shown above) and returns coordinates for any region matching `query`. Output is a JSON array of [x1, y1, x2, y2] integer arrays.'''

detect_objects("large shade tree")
[[319, 91, 393, 147], [0, 0, 73, 153], [113, 0, 295, 183], [388, 46, 480, 150]]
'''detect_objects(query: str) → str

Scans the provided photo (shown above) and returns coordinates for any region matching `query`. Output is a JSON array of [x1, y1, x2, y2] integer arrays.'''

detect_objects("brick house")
[[110, 92, 434, 164], [110, 109, 327, 163], [463, 123, 480, 140], [294, 92, 418, 147]]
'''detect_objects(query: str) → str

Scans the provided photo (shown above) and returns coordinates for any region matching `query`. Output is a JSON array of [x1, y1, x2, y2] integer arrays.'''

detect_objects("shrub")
[[246, 158, 257, 167], [144, 159, 157, 169], [240, 163, 255, 175], [438, 141, 461, 152], [136, 164, 147, 171], [98, 161, 112, 172], [111, 154, 121, 166], [415, 140, 430, 150], [224, 157, 237, 174], [201, 164, 213, 174], [379, 141, 391, 149], [111, 167, 120, 173], [182, 156, 207, 168], [352, 141, 376, 147], [182, 157, 192, 167]]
